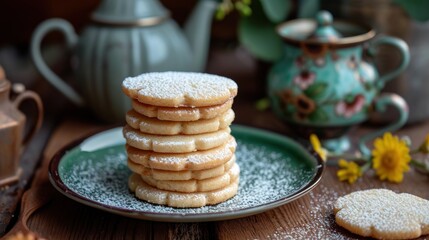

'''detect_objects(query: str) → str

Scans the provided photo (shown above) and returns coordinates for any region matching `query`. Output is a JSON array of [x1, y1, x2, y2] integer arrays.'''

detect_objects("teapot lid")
[[277, 10, 375, 48], [91, 0, 170, 26]]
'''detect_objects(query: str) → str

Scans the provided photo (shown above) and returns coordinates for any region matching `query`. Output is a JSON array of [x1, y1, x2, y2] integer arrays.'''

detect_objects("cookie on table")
[[334, 189, 429, 239], [123, 125, 231, 153], [128, 155, 236, 181], [131, 98, 233, 121], [126, 109, 235, 135], [128, 173, 239, 208], [122, 72, 238, 107], [125, 136, 237, 171]]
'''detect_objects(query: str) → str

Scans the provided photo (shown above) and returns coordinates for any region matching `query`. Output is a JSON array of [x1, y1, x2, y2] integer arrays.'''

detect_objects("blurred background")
[[1, 0, 429, 123]]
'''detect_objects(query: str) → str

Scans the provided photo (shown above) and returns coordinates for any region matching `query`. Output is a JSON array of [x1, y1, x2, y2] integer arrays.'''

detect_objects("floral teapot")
[[268, 11, 410, 153], [31, 0, 217, 123]]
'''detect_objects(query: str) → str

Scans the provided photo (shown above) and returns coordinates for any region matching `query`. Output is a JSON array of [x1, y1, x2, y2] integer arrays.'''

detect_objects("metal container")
[[0, 67, 43, 186]]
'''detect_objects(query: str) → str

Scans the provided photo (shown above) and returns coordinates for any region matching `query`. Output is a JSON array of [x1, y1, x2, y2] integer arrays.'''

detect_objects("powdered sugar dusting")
[[59, 137, 316, 216], [122, 72, 237, 107], [265, 185, 349, 239]]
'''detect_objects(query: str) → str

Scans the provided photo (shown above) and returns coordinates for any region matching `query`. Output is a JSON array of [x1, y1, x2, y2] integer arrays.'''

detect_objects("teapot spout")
[[184, 0, 218, 72]]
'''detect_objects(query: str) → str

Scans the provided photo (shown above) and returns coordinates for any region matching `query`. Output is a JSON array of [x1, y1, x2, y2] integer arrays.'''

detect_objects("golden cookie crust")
[[128, 155, 236, 181], [128, 173, 239, 208], [123, 125, 231, 153], [140, 163, 239, 193], [125, 136, 237, 171], [131, 98, 234, 121], [126, 109, 234, 135]]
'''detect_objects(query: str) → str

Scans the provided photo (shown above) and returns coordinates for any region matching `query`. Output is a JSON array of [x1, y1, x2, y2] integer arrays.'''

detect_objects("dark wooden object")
[[0, 116, 57, 236]]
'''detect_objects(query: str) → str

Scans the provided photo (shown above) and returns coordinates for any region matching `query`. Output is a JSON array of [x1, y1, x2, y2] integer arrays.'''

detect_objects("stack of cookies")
[[121, 72, 239, 208]]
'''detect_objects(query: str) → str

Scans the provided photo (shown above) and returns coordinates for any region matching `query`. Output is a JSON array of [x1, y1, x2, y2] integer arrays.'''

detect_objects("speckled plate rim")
[[48, 124, 325, 222]]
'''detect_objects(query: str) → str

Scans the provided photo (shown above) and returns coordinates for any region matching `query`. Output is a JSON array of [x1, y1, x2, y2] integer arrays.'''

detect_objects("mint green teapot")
[[268, 11, 410, 154], [31, 0, 217, 123]]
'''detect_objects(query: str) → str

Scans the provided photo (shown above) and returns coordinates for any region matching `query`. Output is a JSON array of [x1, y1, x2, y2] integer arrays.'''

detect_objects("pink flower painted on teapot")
[[293, 70, 316, 90], [335, 94, 366, 118]]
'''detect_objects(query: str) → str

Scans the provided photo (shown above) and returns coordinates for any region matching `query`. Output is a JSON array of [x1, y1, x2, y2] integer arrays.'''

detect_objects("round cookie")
[[131, 98, 233, 121], [140, 163, 239, 193], [126, 109, 235, 135], [126, 136, 237, 171], [123, 125, 231, 153], [122, 72, 238, 107], [334, 189, 429, 239], [128, 155, 236, 181], [128, 173, 239, 208]]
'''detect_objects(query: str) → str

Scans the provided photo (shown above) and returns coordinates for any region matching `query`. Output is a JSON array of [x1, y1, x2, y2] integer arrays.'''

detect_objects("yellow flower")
[[372, 132, 411, 183], [310, 134, 327, 161], [418, 134, 429, 153], [337, 159, 362, 184]]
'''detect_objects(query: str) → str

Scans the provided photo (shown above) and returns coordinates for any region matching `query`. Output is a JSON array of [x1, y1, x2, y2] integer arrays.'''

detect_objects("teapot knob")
[[308, 10, 342, 41], [316, 10, 333, 26]]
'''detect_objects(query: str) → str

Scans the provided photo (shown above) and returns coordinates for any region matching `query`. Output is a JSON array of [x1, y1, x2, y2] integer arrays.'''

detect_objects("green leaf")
[[238, 1, 283, 62], [260, 0, 291, 23], [304, 82, 328, 99], [298, 0, 320, 18], [309, 109, 329, 122], [235, 2, 252, 16], [344, 93, 355, 103], [394, 0, 429, 22]]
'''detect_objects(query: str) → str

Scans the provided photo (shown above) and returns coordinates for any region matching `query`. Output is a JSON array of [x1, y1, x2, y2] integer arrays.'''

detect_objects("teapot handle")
[[358, 93, 408, 157], [368, 36, 410, 89], [31, 19, 84, 106], [13, 90, 44, 145]]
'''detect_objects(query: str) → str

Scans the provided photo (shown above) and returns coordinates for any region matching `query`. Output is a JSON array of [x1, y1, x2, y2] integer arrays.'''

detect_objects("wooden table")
[[2, 98, 429, 239]]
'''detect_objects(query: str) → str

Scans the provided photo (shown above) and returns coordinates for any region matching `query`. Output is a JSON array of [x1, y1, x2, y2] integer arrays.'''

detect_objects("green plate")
[[49, 125, 324, 222]]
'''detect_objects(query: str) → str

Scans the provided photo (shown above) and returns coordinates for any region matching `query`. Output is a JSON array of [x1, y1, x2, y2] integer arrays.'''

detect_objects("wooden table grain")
[[4, 99, 429, 240]]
